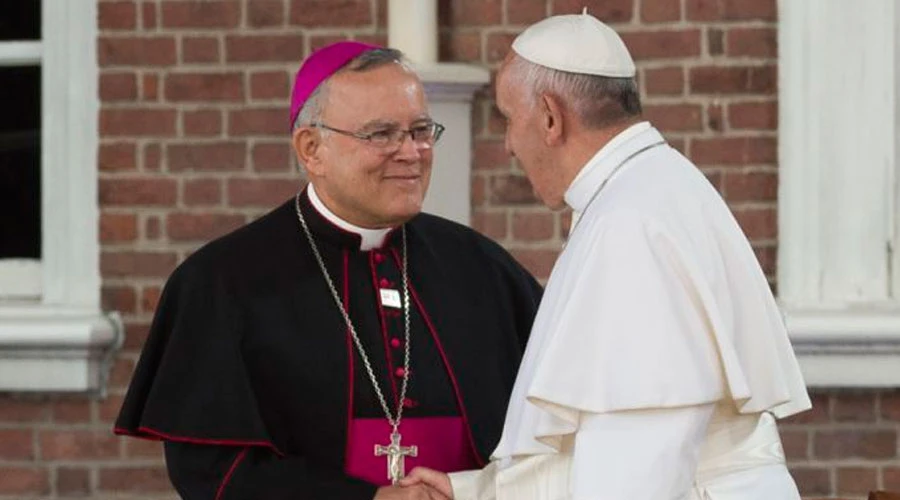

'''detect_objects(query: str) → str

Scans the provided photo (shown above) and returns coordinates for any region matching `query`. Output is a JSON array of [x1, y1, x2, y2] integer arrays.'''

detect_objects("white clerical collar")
[[307, 183, 392, 251], [564, 121, 662, 214]]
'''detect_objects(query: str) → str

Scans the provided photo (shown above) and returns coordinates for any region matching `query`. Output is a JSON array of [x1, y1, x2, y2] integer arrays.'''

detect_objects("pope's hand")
[[374, 484, 449, 500], [400, 467, 453, 499]]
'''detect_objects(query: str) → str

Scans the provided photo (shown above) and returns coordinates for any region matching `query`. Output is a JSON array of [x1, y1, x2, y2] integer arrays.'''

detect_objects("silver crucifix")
[[374, 431, 418, 484]]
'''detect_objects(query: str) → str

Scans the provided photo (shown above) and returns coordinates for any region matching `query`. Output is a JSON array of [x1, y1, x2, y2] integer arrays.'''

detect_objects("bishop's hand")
[[400, 467, 453, 499], [374, 483, 450, 500]]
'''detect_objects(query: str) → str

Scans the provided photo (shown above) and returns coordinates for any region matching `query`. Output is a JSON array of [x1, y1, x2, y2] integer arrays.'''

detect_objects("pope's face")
[[307, 63, 433, 228], [495, 58, 564, 209]]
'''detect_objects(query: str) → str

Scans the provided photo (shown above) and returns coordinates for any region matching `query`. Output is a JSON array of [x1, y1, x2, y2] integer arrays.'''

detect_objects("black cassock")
[[115, 188, 542, 499]]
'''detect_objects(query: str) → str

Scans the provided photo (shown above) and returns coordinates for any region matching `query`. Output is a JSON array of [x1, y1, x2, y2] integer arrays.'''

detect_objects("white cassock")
[[449, 123, 811, 500]]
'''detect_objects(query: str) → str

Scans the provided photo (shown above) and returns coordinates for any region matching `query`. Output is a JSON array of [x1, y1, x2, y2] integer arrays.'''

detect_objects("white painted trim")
[[0, 259, 41, 299], [798, 354, 900, 388], [0, 41, 42, 66], [0, 0, 118, 394]]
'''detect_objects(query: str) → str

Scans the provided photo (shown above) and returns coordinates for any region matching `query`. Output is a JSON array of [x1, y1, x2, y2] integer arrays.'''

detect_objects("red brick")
[[100, 213, 139, 243], [474, 140, 511, 171], [51, 399, 92, 424], [621, 29, 701, 60], [354, 34, 389, 48], [722, 171, 777, 202], [309, 35, 348, 54], [99, 467, 171, 492], [164, 72, 244, 102], [249, 0, 285, 26], [109, 356, 136, 388], [183, 109, 223, 136], [471, 174, 486, 206], [101, 251, 178, 278], [56, 468, 90, 497], [486, 32, 517, 63], [512, 212, 555, 242], [182, 36, 220, 64], [491, 174, 538, 205], [166, 213, 245, 241], [472, 211, 508, 240], [251, 70, 290, 100], [146, 216, 162, 241], [0, 430, 34, 460], [100, 109, 177, 137], [144, 143, 162, 171], [100, 72, 138, 101], [551, 0, 632, 23], [98, 394, 125, 423], [98, 36, 177, 67], [641, 0, 681, 22], [168, 142, 247, 172], [161, 0, 241, 28], [707, 28, 724, 56], [101, 285, 138, 314], [0, 467, 48, 496], [0, 397, 49, 423], [99, 178, 177, 206], [832, 393, 877, 423], [506, 0, 547, 24], [290, 0, 372, 27], [706, 103, 724, 132], [226, 34, 305, 63], [727, 27, 777, 58], [439, 32, 482, 63], [753, 244, 776, 276], [510, 248, 558, 281], [814, 430, 898, 460], [99, 142, 137, 172], [228, 108, 288, 136], [142, 1, 158, 29], [690, 137, 776, 166], [642, 104, 702, 132], [644, 66, 683, 95], [439, 0, 502, 26], [779, 428, 808, 460], [782, 393, 830, 424], [690, 65, 776, 95], [141, 285, 163, 313], [789, 467, 831, 497], [486, 103, 506, 135], [729, 101, 777, 130], [40, 431, 120, 460], [732, 207, 777, 241], [253, 142, 292, 172], [183, 178, 223, 206], [836, 467, 878, 496], [142, 73, 159, 100], [686, 0, 776, 21], [882, 391, 900, 421], [124, 438, 166, 458], [99, 1, 138, 30], [886, 466, 900, 491], [228, 178, 301, 207]]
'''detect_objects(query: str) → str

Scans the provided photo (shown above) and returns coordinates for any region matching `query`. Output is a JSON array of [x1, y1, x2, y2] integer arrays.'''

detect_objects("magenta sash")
[[345, 417, 479, 486]]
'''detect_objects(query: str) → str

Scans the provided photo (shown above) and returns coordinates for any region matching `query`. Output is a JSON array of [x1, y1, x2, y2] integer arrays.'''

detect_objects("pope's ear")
[[293, 127, 324, 175], [539, 93, 565, 146]]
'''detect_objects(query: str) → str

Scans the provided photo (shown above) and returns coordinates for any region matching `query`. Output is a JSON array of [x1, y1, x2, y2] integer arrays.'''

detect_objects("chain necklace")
[[294, 192, 416, 484]]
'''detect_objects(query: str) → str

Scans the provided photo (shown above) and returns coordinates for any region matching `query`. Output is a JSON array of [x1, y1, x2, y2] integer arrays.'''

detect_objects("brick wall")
[[0, 0, 896, 498]]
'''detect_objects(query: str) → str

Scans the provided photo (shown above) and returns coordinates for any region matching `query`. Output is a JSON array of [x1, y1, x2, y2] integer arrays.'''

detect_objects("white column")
[[388, 0, 437, 64]]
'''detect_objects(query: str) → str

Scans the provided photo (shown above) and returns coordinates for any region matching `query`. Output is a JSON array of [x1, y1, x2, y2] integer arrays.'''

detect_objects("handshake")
[[373, 468, 454, 500]]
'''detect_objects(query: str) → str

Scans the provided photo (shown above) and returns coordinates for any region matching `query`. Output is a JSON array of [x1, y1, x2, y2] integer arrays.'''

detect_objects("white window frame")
[[778, 0, 900, 387], [0, 0, 121, 393]]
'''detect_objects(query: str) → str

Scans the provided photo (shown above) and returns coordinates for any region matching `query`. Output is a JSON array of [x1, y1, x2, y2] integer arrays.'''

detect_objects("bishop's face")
[[305, 63, 434, 229]]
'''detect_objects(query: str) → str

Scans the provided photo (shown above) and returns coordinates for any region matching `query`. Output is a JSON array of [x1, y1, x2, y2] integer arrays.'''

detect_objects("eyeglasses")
[[310, 121, 445, 150]]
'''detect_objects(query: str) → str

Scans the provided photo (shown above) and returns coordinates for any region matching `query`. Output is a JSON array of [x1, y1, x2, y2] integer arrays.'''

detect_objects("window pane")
[[0, 65, 41, 259], [0, 1, 41, 41]]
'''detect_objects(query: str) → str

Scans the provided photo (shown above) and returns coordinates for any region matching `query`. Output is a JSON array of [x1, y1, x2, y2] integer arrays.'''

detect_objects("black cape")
[[115, 189, 542, 499]]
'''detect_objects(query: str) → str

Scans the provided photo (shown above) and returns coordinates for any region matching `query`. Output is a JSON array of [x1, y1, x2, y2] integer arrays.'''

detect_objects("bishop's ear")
[[292, 127, 324, 175], [538, 93, 565, 146]]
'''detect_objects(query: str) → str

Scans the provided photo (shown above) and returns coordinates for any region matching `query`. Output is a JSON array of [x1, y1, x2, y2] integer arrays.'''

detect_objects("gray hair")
[[506, 56, 642, 129], [292, 47, 408, 131]]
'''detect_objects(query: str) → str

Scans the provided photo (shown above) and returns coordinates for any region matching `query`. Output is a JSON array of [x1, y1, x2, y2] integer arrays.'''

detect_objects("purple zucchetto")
[[289, 41, 380, 128]]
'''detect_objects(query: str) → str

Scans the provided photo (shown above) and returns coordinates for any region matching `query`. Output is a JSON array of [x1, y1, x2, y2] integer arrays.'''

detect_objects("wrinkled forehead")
[[324, 65, 428, 124]]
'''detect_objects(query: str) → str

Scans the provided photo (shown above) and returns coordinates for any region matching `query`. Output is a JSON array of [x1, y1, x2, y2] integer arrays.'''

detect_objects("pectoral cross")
[[374, 431, 418, 485]]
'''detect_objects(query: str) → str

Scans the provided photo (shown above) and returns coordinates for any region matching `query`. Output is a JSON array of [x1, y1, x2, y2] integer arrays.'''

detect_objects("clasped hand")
[[373, 468, 453, 500]]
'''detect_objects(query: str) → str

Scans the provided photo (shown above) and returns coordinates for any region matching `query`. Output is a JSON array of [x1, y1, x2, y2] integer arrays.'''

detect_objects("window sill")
[[785, 309, 900, 387], [0, 306, 122, 394]]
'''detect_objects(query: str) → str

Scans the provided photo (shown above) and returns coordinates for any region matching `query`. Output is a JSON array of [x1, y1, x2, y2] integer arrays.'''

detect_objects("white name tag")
[[379, 288, 402, 309]]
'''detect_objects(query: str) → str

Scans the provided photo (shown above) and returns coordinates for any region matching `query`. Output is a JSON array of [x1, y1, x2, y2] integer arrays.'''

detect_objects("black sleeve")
[[164, 442, 378, 500]]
